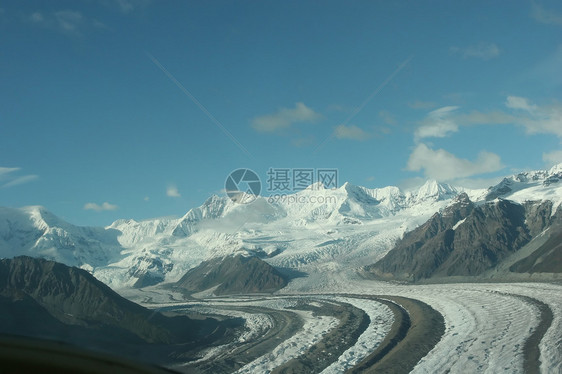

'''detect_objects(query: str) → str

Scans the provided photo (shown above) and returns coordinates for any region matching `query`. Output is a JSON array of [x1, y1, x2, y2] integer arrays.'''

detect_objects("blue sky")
[[1, 0, 561, 226]]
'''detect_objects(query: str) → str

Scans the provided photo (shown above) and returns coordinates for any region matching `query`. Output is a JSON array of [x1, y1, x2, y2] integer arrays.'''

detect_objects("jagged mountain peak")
[[110, 218, 139, 227], [1, 205, 77, 234], [452, 191, 471, 203], [414, 179, 458, 202], [305, 181, 326, 190], [548, 162, 562, 175], [443, 191, 473, 210], [200, 194, 232, 217], [0, 207, 121, 270], [341, 183, 380, 204], [16, 206, 56, 230], [485, 164, 562, 201], [441, 192, 475, 220], [20, 205, 47, 215]]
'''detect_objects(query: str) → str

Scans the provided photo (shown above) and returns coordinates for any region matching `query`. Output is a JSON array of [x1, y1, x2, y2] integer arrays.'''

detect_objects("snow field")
[[493, 283, 562, 373], [405, 288, 539, 373]]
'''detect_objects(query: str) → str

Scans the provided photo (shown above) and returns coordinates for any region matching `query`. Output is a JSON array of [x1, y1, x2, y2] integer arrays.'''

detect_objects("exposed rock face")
[[510, 226, 562, 274], [523, 200, 554, 236], [485, 178, 514, 201], [0, 256, 219, 344], [442, 199, 529, 276], [128, 256, 173, 288], [366, 194, 562, 281], [175, 255, 288, 295]]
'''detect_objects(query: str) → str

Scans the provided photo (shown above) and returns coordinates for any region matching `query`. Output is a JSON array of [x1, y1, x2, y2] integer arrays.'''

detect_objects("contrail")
[[146, 51, 252, 157]]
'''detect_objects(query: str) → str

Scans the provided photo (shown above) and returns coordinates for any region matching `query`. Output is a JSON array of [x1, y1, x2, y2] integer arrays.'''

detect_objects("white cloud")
[[543, 150, 562, 166], [333, 125, 370, 140], [450, 42, 500, 60], [167, 185, 181, 197], [506, 96, 562, 137], [84, 202, 118, 211], [0, 167, 20, 178], [414, 106, 459, 141], [406, 143, 503, 181], [252, 102, 322, 132], [2, 175, 39, 188], [0, 167, 38, 188], [521, 109, 562, 136], [532, 3, 562, 25], [430, 96, 562, 138], [506, 96, 538, 112]]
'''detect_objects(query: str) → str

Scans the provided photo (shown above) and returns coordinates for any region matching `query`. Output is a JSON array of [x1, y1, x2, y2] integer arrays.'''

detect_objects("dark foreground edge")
[[0, 335, 178, 374]]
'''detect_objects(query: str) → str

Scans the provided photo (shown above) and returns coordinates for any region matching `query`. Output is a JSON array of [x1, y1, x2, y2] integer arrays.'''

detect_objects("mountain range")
[[1, 164, 562, 290]]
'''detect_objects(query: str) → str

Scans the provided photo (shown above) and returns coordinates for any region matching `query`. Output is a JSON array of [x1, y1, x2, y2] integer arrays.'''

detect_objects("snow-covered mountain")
[[2, 164, 562, 289], [0, 206, 122, 269], [485, 164, 562, 202]]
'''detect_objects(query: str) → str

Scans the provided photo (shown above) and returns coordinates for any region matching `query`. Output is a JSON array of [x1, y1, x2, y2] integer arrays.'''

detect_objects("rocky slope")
[[366, 193, 562, 282], [0, 256, 238, 359], [175, 255, 288, 295], [509, 224, 562, 274]]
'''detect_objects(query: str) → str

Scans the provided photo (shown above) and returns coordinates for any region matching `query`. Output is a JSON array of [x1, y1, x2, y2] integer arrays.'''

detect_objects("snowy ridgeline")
[[1, 163, 562, 288]]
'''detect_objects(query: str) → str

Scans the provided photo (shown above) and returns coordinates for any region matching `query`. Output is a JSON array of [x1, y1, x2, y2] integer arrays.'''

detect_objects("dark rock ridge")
[[175, 254, 288, 295], [366, 194, 562, 281], [0, 256, 230, 350]]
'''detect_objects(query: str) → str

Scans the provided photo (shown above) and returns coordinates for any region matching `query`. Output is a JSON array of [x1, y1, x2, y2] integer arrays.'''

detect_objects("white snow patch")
[[452, 218, 466, 230]]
